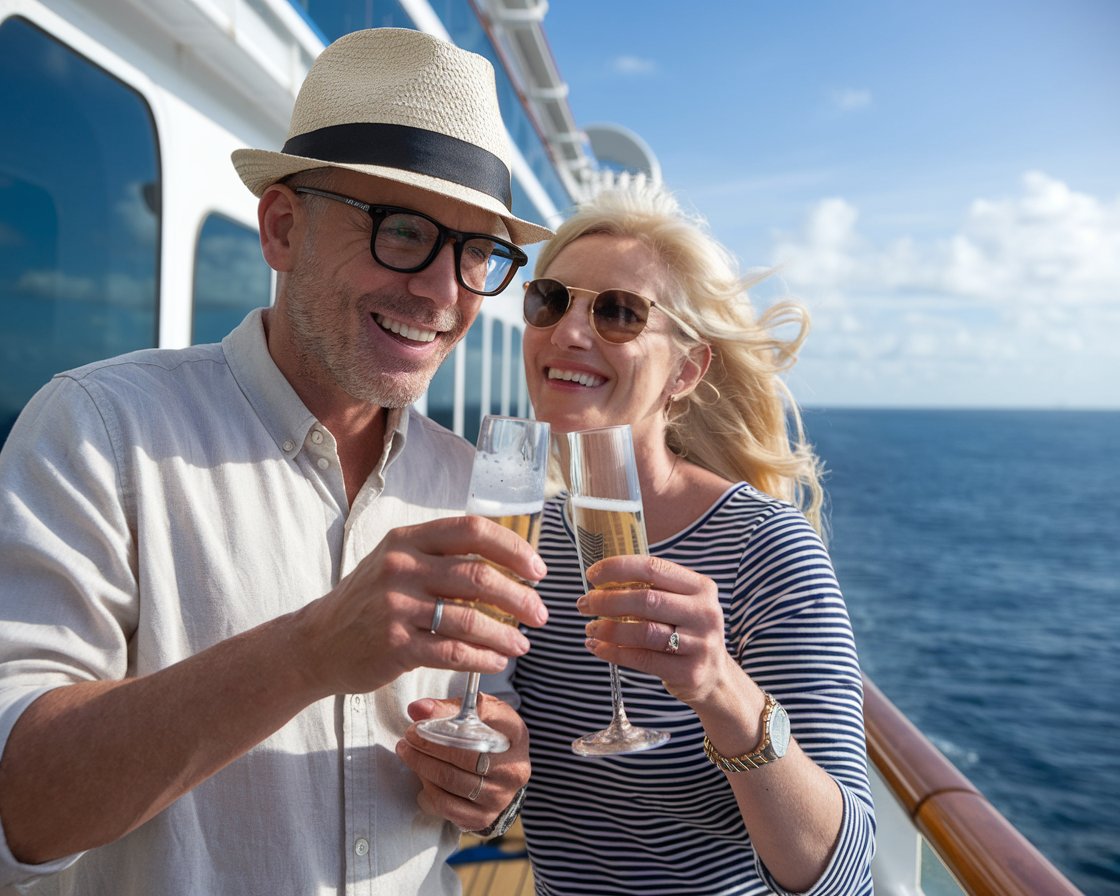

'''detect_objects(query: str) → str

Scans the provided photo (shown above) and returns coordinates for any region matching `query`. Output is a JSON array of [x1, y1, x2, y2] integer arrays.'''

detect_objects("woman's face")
[[522, 233, 695, 443]]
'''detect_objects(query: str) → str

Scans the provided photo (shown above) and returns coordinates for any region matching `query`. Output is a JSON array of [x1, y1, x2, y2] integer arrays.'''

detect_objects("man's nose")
[[407, 242, 461, 306]]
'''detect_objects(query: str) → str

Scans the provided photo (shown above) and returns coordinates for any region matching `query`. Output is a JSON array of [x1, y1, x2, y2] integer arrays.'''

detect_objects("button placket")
[[342, 691, 375, 892]]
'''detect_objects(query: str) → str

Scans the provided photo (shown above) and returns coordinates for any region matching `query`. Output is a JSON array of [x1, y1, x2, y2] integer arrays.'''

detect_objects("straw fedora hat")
[[232, 28, 552, 245]]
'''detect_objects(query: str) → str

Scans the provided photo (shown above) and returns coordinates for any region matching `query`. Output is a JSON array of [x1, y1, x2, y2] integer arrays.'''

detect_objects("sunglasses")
[[522, 278, 701, 344], [294, 187, 527, 296]]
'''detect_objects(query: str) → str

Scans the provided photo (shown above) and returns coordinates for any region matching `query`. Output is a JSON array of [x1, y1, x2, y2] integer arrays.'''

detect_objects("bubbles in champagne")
[[468, 451, 544, 507], [466, 496, 544, 518]]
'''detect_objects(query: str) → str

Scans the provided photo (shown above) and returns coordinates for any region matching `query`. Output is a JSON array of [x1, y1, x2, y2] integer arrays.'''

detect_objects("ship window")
[[510, 328, 527, 417], [427, 349, 456, 436], [293, 1, 413, 40], [490, 318, 506, 416], [192, 213, 271, 344], [0, 16, 160, 446], [463, 323, 485, 445]]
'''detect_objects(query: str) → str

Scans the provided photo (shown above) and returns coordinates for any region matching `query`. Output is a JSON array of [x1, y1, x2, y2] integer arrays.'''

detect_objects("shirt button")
[[317, 457, 329, 470], [282, 440, 295, 452], [311, 430, 324, 444], [354, 838, 369, 857], [352, 694, 363, 709]]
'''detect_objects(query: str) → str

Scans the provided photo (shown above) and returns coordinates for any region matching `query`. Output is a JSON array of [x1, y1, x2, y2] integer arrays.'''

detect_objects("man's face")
[[277, 170, 506, 408]]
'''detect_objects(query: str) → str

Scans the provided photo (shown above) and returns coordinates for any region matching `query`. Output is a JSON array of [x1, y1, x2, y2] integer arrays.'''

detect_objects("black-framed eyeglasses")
[[294, 187, 527, 296], [522, 278, 702, 344]]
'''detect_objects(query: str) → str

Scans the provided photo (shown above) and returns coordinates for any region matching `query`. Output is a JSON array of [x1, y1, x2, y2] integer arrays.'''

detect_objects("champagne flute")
[[568, 424, 671, 755], [417, 414, 551, 752]]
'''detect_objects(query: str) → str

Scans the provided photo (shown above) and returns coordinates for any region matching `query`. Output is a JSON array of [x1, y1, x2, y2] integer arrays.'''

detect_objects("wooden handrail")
[[863, 675, 1083, 895]]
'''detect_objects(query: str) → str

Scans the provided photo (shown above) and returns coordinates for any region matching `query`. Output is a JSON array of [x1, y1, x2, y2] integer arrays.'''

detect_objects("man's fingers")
[[407, 516, 547, 581]]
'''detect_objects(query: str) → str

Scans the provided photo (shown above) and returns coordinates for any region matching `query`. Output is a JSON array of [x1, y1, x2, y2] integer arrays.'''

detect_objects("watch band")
[[470, 784, 526, 839], [702, 692, 786, 773]]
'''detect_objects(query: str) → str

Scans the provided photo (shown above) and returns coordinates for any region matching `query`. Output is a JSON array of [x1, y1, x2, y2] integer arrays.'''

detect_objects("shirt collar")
[[223, 309, 318, 458], [222, 308, 413, 468]]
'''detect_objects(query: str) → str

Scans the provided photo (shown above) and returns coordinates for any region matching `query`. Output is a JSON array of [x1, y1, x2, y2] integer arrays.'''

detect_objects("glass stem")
[[609, 663, 631, 727], [459, 671, 482, 718]]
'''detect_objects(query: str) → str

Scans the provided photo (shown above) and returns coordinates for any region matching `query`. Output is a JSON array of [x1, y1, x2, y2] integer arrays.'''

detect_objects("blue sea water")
[[804, 408, 1120, 896]]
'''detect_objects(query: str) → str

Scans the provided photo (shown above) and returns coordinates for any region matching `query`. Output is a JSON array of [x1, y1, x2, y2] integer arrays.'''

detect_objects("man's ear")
[[258, 184, 301, 273], [671, 341, 712, 399]]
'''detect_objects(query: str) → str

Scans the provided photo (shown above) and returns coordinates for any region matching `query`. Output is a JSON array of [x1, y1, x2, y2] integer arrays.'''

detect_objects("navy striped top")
[[512, 484, 876, 895]]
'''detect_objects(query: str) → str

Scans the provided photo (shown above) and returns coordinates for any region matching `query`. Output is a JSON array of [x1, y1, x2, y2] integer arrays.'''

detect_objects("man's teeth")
[[548, 368, 605, 387], [375, 314, 437, 343]]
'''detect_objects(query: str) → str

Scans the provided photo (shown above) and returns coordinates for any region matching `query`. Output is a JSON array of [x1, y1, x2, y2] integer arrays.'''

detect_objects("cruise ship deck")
[[0, 2, 1088, 893]]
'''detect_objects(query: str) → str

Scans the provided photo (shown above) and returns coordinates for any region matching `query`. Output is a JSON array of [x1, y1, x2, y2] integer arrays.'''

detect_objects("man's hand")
[[396, 694, 530, 833], [292, 516, 548, 699]]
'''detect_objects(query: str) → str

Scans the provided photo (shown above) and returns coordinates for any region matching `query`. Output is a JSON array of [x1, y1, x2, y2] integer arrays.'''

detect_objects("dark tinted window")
[[428, 346, 456, 433], [490, 318, 505, 415], [463, 323, 484, 445], [0, 17, 159, 444], [192, 214, 271, 344], [294, 0, 413, 40], [510, 328, 526, 417]]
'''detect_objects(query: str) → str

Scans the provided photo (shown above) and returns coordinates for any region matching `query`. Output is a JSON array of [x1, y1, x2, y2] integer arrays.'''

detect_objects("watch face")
[[770, 704, 791, 757]]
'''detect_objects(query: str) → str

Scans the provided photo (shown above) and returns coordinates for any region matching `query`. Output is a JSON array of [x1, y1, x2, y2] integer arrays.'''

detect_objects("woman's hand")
[[578, 554, 743, 709]]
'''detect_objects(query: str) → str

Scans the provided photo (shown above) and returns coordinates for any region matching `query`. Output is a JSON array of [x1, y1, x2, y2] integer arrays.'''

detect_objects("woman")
[[510, 184, 875, 895]]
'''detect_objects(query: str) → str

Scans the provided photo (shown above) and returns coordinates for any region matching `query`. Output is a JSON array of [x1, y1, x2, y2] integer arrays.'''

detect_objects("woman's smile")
[[546, 366, 606, 388]]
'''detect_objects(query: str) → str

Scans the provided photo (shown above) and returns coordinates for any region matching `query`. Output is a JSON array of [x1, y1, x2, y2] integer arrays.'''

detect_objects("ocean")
[[803, 408, 1120, 896]]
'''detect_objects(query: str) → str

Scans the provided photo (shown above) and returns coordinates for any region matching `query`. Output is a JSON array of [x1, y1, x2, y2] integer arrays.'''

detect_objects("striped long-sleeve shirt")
[[511, 483, 876, 895]]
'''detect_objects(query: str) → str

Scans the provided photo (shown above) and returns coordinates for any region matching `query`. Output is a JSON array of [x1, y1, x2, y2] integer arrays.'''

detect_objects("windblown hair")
[[535, 183, 826, 534]]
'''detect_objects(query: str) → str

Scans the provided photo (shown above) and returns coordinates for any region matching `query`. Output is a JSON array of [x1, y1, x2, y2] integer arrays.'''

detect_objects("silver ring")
[[429, 598, 445, 635], [475, 752, 491, 776], [467, 774, 484, 802], [665, 628, 680, 655]]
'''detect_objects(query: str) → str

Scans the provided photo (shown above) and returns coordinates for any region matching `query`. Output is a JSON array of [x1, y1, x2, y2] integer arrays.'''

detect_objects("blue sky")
[[541, 0, 1120, 408]]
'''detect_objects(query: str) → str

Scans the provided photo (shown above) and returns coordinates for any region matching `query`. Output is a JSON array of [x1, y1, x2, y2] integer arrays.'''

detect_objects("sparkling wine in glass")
[[568, 424, 671, 755], [417, 414, 550, 752]]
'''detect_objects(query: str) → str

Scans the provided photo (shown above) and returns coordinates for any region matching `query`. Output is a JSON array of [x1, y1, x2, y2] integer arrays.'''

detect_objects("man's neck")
[[330, 407, 389, 506], [262, 307, 390, 504]]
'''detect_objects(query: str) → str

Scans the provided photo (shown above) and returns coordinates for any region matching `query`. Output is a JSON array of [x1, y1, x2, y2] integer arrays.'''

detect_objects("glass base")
[[572, 721, 670, 756], [417, 714, 510, 753]]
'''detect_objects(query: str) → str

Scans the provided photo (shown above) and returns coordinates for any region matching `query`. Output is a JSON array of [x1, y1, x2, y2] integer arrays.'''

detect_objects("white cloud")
[[15, 269, 154, 308], [770, 172, 1120, 407], [16, 269, 97, 299], [775, 171, 1120, 307], [115, 180, 158, 246], [611, 55, 656, 76], [830, 88, 872, 112]]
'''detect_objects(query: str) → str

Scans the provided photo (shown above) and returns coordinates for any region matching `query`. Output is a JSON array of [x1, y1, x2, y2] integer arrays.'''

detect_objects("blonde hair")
[[535, 183, 826, 534]]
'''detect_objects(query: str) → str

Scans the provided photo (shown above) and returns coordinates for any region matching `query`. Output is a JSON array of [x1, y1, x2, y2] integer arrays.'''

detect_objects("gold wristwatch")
[[703, 692, 790, 772]]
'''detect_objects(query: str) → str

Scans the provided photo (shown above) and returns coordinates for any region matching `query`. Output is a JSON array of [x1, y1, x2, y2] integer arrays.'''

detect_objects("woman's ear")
[[671, 341, 712, 399], [258, 184, 301, 273]]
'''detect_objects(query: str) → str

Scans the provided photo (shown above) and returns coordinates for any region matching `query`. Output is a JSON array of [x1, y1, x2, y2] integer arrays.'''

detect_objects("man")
[[0, 28, 552, 895]]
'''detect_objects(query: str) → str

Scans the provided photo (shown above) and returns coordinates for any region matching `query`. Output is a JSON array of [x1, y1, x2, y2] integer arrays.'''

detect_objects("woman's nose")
[[550, 295, 595, 347]]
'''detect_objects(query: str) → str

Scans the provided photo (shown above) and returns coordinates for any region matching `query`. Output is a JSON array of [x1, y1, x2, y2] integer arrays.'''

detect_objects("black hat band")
[[282, 122, 512, 210]]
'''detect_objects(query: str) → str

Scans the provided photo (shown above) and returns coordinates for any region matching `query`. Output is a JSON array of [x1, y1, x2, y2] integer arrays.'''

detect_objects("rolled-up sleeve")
[[0, 375, 138, 886]]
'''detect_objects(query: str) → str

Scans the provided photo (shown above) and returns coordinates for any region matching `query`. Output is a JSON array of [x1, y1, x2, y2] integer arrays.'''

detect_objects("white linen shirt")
[[0, 309, 476, 896]]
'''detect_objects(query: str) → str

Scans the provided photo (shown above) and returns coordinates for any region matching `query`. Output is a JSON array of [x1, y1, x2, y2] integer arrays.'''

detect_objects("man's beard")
[[284, 265, 463, 409]]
